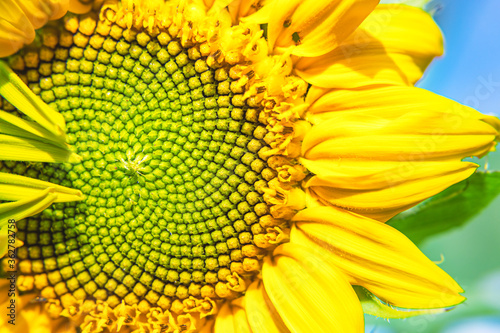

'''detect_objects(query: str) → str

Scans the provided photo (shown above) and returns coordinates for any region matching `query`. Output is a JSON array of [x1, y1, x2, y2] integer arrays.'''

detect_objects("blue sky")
[[419, 0, 500, 117]]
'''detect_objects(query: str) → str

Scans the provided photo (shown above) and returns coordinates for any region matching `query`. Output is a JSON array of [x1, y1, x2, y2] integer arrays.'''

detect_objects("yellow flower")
[[1, 0, 499, 332]]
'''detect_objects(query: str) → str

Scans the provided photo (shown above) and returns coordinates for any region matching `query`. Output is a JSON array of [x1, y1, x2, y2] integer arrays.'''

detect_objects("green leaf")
[[354, 286, 449, 319], [388, 171, 500, 245]]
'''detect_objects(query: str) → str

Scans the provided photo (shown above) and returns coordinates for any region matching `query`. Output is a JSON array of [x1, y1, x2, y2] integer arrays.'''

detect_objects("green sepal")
[[0, 61, 81, 163], [354, 286, 450, 319], [0, 188, 59, 258], [0, 172, 83, 203], [0, 61, 66, 139], [0, 110, 67, 148], [0, 188, 57, 231], [388, 171, 500, 245], [0, 134, 81, 163]]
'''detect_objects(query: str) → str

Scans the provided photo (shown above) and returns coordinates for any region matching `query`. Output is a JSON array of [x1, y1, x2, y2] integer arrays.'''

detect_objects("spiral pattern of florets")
[[0, 18, 275, 310]]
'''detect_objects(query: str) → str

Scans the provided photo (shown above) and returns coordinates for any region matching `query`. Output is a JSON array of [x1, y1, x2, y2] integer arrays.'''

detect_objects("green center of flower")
[[1, 23, 273, 305]]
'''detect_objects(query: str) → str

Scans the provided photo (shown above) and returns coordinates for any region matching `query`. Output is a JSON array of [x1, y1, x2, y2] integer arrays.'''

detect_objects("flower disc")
[[0, 7, 282, 319]]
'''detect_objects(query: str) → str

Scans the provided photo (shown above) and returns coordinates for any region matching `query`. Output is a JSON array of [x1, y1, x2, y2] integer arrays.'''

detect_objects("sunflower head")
[[1, 0, 500, 332], [1, 0, 310, 331]]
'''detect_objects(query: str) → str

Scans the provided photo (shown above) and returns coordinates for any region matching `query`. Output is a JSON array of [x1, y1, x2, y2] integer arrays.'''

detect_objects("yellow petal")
[[15, 0, 69, 22], [304, 129, 496, 162], [292, 206, 466, 309], [199, 320, 215, 333], [302, 159, 476, 221], [302, 159, 474, 191], [238, 0, 273, 23], [295, 4, 443, 87], [305, 85, 500, 144], [68, 0, 94, 14], [0, 61, 67, 139], [263, 243, 364, 332], [0, 172, 83, 203], [303, 110, 498, 160], [0, 26, 25, 58], [0, 1, 37, 52], [244, 281, 289, 333], [305, 86, 500, 125], [207, 0, 234, 14], [304, 85, 331, 106], [0, 0, 69, 57], [214, 301, 252, 333], [227, 0, 269, 23], [246, 0, 378, 57], [204, 0, 217, 8], [299, 95, 499, 220]]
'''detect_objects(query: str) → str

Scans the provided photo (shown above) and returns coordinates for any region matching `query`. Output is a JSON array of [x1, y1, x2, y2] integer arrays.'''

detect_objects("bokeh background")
[[365, 0, 500, 332]]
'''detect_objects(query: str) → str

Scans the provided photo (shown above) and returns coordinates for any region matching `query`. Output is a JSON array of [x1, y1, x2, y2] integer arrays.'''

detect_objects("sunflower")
[[1, 0, 499, 332]]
